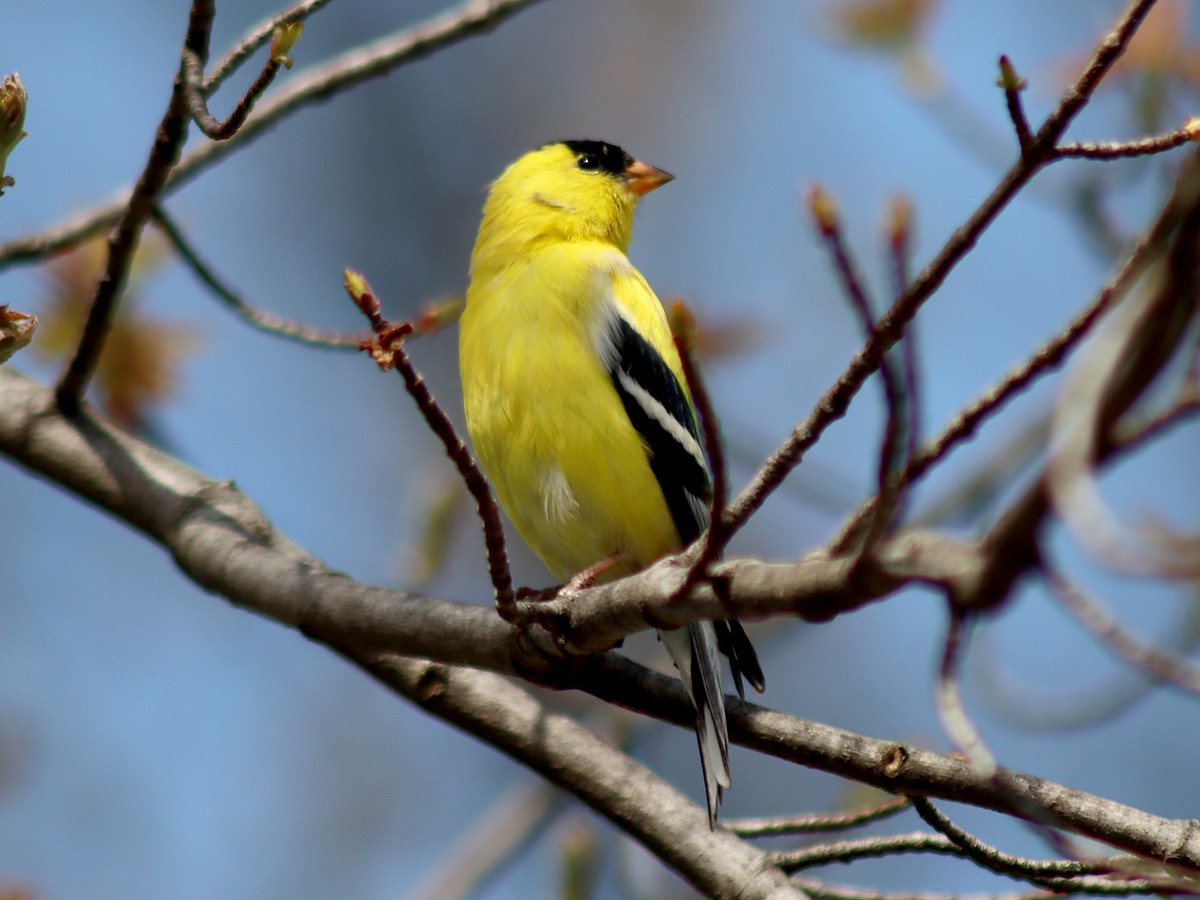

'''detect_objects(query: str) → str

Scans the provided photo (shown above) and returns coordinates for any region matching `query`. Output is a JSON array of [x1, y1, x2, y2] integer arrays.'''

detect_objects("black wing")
[[604, 314, 711, 545]]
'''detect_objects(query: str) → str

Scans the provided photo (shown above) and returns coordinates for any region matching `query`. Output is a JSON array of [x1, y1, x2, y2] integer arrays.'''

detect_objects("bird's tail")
[[660, 622, 730, 828]]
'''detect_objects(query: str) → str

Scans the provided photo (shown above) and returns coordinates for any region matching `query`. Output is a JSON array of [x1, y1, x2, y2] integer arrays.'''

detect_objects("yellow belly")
[[460, 254, 681, 581]]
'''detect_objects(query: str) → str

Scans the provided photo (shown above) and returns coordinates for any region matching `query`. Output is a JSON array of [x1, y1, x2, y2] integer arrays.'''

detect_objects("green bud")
[[0, 73, 28, 196], [270, 22, 303, 69]]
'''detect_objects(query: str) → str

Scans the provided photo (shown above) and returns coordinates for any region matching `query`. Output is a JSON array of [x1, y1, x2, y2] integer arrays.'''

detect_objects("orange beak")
[[623, 158, 674, 196]]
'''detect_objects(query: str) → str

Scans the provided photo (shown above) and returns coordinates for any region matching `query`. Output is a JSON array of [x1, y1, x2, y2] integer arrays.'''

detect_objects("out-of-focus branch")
[[885, 195, 920, 469], [409, 781, 564, 900], [805, 185, 912, 557], [978, 147, 1200, 608], [934, 611, 995, 775], [1042, 167, 1200, 581], [1047, 566, 1200, 697], [349, 655, 803, 900], [0, 0, 549, 271], [152, 206, 367, 348]]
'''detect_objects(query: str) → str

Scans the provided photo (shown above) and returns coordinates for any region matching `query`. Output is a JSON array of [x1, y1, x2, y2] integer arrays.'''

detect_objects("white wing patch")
[[613, 369, 707, 473], [539, 463, 580, 524], [588, 278, 707, 476]]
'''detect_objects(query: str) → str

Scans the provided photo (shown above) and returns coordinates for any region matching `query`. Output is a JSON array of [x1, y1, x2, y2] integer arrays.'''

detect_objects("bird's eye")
[[577, 153, 601, 171]]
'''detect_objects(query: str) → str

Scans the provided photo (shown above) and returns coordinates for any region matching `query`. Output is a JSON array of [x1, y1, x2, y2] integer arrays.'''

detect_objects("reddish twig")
[[54, 0, 215, 413], [886, 195, 921, 468], [806, 185, 911, 556], [344, 269, 514, 618], [724, 0, 1164, 540], [833, 175, 1178, 548], [998, 55, 1034, 157], [153, 206, 367, 348], [182, 46, 286, 141]]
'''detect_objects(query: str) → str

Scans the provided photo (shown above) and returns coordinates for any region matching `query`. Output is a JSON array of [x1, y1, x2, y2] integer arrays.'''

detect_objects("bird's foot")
[[564, 551, 625, 593]]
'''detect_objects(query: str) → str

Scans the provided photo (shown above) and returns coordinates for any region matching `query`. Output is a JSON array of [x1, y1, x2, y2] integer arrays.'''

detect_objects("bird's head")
[[472, 140, 673, 266]]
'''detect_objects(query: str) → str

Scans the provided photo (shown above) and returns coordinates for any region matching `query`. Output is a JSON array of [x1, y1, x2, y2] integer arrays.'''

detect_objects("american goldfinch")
[[459, 140, 764, 826]]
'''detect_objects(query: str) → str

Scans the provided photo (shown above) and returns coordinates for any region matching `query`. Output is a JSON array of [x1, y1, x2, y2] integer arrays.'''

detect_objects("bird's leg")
[[563, 551, 626, 593], [515, 551, 627, 604]]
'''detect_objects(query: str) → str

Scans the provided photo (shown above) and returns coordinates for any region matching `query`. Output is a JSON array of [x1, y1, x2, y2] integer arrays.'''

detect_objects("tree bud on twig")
[[0, 73, 28, 195]]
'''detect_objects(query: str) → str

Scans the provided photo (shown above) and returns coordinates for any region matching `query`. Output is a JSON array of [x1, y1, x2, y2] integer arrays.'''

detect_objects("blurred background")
[[1, 1, 1199, 897]]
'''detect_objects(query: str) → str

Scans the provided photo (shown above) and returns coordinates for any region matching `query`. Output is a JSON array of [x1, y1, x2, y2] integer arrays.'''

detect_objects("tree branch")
[[53, 0, 213, 411], [3, 366, 1200, 875], [353, 655, 805, 899]]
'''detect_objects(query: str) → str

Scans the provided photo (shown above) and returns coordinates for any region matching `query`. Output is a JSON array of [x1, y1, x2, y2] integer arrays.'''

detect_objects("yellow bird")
[[459, 140, 764, 826]]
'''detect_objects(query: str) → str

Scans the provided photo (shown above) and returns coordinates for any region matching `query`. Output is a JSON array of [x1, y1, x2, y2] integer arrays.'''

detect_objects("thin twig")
[[1046, 564, 1200, 697], [935, 610, 996, 776], [1031, 0, 1160, 147], [409, 781, 564, 900], [886, 195, 920, 469], [152, 206, 367, 348], [790, 877, 1053, 900], [54, 0, 214, 412], [345, 271, 514, 618], [728, 796, 910, 838], [998, 55, 1033, 157], [10, 363, 1200, 877], [182, 46, 285, 140], [0, 0, 549, 271], [833, 176, 1177, 548], [777, 806, 1179, 896], [203, 0, 334, 93], [1055, 126, 1196, 161], [806, 186, 911, 556], [909, 796, 1119, 882], [1113, 381, 1200, 449], [770, 832, 962, 872]]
